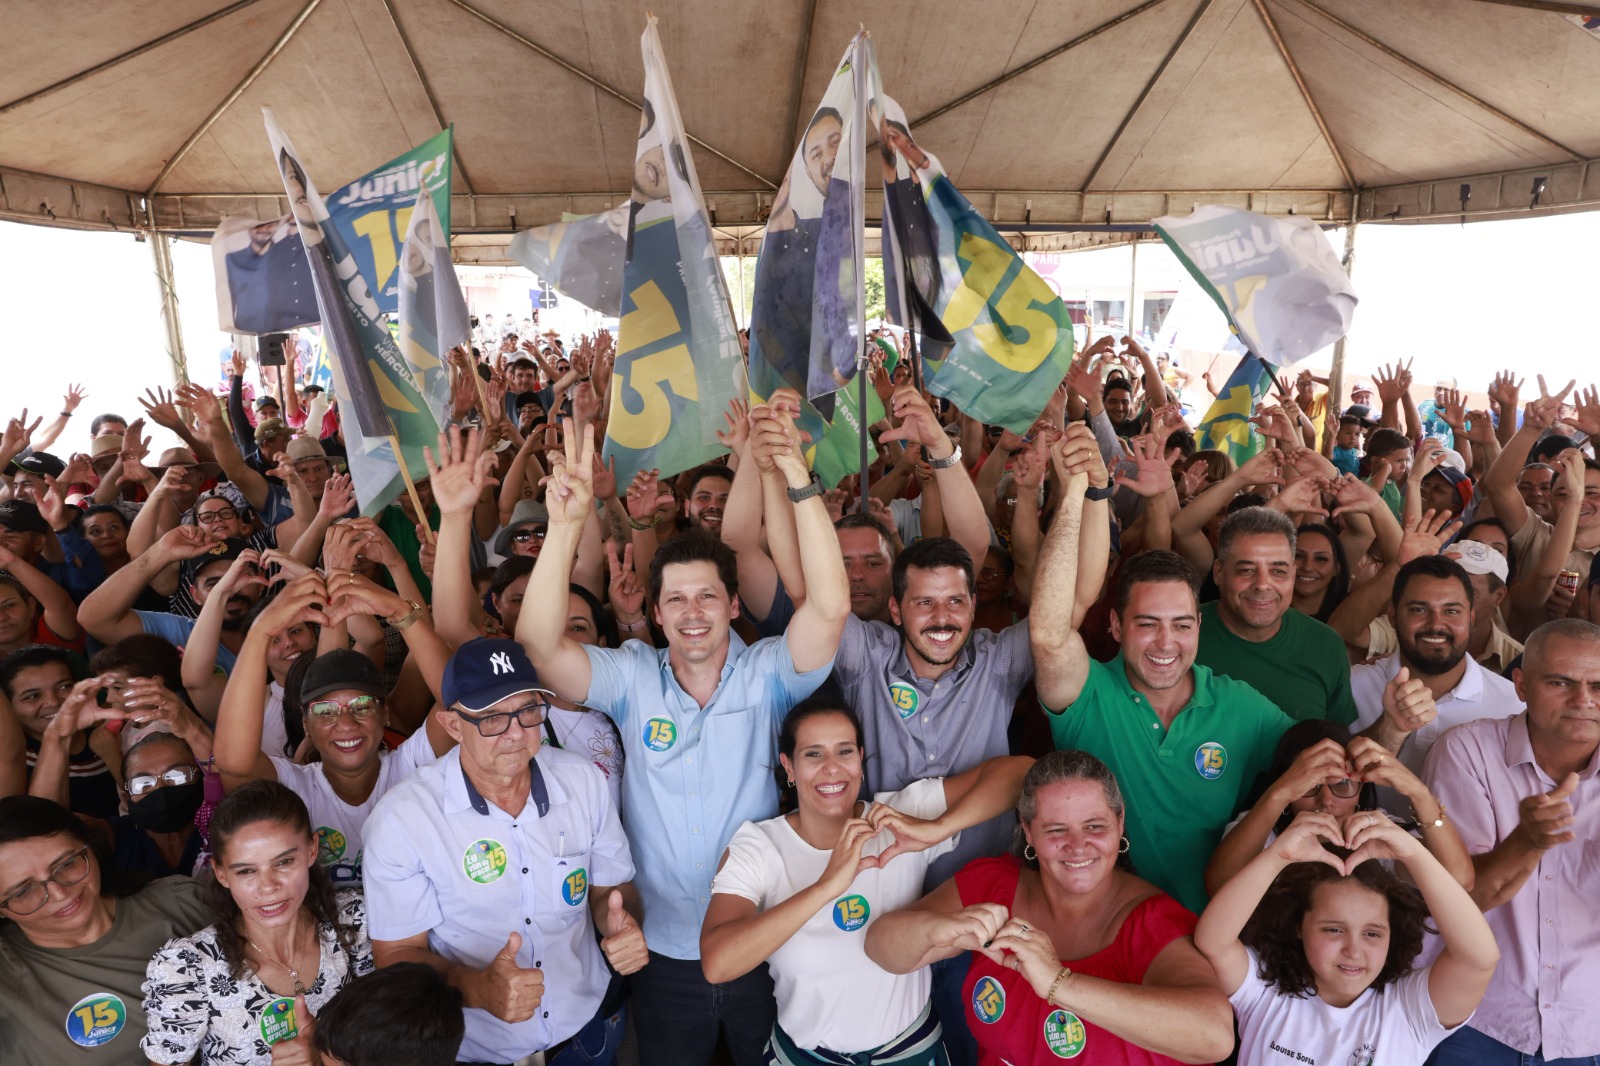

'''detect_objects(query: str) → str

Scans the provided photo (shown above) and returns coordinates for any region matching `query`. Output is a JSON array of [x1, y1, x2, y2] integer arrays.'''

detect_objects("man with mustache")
[[1353, 555, 1522, 787], [1195, 506, 1360, 725], [683, 466, 731, 539]]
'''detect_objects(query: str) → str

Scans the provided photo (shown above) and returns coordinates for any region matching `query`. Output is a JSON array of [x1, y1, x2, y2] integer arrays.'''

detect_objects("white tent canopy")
[[4, 0, 1600, 258]]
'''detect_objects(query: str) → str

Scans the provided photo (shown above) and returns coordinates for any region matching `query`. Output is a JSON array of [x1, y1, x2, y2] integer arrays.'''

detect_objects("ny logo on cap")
[[489, 651, 514, 675]]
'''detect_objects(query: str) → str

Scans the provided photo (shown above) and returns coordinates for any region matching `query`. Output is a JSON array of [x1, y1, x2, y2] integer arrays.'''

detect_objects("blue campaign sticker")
[[643, 717, 677, 752], [889, 682, 921, 720], [562, 867, 589, 907], [1195, 741, 1228, 779], [832, 893, 870, 931], [972, 975, 1006, 1023], [65, 992, 127, 1047]]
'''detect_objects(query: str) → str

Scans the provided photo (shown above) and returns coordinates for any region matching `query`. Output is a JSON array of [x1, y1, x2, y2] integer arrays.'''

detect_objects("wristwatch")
[[786, 474, 825, 503], [386, 598, 425, 631], [1084, 482, 1115, 501], [927, 444, 963, 470]]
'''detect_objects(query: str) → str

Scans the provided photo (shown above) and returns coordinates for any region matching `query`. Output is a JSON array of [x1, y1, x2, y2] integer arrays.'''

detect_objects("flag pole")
[[386, 420, 435, 546], [852, 31, 871, 513]]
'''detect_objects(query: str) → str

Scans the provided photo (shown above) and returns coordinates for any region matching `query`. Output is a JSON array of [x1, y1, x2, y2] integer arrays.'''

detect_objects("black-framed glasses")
[[196, 508, 238, 525], [125, 765, 202, 798], [1304, 778, 1361, 800], [512, 528, 548, 543], [306, 694, 383, 721], [451, 700, 549, 737], [0, 846, 92, 915]]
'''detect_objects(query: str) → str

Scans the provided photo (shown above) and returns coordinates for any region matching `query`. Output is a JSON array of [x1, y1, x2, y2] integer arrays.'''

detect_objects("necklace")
[[247, 924, 313, 995]]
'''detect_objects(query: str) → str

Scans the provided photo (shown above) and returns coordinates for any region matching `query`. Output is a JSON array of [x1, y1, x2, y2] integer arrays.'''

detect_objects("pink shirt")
[[1422, 713, 1600, 1058]]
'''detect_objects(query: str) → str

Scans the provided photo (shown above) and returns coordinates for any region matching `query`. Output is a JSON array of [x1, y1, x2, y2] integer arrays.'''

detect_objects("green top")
[[1194, 600, 1359, 726], [1375, 478, 1403, 521], [376, 501, 441, 601], [1046, 656, 1292, 912]]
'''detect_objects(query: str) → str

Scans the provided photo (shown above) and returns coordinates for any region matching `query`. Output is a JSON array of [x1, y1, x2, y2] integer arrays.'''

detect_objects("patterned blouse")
[[141, 889, 373, 1065]]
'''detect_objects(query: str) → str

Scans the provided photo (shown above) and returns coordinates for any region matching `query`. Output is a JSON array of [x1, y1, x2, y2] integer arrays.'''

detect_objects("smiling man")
[[1032, 435, 1292, 914], [1352, 555, 1523, 786], [684, 466, 732, 539], [1195, 506, 1358, 725]]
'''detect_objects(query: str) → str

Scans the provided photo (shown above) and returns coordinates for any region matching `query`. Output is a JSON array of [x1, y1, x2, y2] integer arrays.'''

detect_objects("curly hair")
[[200, 781, 356, 980], [1241, 859, 1427, 998]]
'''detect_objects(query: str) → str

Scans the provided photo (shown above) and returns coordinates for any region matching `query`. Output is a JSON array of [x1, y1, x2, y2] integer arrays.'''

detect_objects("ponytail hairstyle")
[[201, 780, 354, 979], [774, 696, 865, 815]]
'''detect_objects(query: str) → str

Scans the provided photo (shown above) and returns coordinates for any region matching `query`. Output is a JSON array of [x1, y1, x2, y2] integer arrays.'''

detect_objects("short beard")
[[1401, 638, 1467, 677]]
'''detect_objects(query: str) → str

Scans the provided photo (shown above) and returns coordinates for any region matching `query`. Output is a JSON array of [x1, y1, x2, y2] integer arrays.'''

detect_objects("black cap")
[[300, 650, 386, 702], [180, 536, 252, 585], [0, 500, 50, 534], [10, 451, 66, 479]]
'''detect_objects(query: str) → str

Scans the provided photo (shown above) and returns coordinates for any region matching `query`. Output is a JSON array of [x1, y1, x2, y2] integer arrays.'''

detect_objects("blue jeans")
[[548, 1004, 628, 1066], [630, 952, 776, 1066], [929, 953, 975, 1066], [1428, 1026, 1600, 1066]]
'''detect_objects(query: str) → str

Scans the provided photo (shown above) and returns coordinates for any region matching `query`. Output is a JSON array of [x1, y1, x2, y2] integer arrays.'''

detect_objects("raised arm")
[[1204, 740, 1349, 895], [179, 549, 266, 722], [517, 421, 600, 704], [427, 428, 498, 647], [880, 385, 992, 570], [179, 382, 273, 513], [750, 401, 849, 673], [78, 525, 214, 645], [717, 406, 785, 621], [1030, 424, 1096, 711], [0, 546, 80, 641]]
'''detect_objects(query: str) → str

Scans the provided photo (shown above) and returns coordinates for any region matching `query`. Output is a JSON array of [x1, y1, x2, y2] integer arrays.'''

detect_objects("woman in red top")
[[865, 751, 1233, 1066]]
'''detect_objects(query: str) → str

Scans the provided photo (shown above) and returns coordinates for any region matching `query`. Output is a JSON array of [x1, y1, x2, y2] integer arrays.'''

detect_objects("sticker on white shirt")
[[832, 893, 870, 931], [259, 997, 299, 1045], [643, 717, 677, 752], [1195, 741, 1227, 779], [463, 838, 508, 884], [972, 975, 1006, 1023], [65, 992, 126, 1047], [556, 859, 589, 907], [317, 826, 348, 866]]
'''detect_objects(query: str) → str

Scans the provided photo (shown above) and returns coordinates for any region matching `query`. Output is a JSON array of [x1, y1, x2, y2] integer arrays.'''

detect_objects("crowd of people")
[[0, 322, 1596, 1066]]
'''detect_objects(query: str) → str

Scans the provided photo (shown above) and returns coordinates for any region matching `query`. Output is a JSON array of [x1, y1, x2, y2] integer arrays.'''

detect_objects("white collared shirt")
[[363, 746, 634, 1063], [1352, 652, 1523, 784]]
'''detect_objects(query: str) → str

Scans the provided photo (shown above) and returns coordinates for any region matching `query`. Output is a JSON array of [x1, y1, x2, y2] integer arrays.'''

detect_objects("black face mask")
[[127, 781, 205, 834]]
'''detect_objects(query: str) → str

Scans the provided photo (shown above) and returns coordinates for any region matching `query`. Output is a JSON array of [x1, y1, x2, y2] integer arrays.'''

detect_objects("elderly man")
[[1423, 619, 1600, 1066], [365, 638, 643, 1066]]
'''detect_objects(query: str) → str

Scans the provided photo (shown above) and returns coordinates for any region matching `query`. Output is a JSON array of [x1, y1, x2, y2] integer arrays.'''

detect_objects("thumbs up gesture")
[[1514, 773, 1580, 852], [597, 889, 649, 975], [267, 994, 317, 1066], [469, 933, 545, 1022], [1381, 666, 1437, 739]]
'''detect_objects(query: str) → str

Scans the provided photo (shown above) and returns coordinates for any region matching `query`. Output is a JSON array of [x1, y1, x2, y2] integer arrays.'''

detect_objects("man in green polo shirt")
[[1031, 430, 1292, 911], [1196, 506, 1359, 726]]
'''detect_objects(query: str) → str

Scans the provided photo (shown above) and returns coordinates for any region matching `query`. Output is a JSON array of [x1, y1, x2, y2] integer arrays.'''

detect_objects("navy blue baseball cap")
[[441, 638, 553, 713]]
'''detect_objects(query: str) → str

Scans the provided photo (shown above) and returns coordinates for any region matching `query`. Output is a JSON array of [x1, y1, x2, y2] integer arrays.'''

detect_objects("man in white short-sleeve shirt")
[[364, 638, 647, 1066]]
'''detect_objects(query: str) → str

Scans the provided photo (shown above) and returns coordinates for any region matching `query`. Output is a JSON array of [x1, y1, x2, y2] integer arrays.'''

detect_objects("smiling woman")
[[0, 796, 208, 1066]]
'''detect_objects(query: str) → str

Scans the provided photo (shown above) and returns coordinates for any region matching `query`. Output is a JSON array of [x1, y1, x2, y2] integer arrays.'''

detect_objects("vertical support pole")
[[148, 228, 190, 387], [1327, 221, 1359, 421], [1127, 237, 1139, 338]]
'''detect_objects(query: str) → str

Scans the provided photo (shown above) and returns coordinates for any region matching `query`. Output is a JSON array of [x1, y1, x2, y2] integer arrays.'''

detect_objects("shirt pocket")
[[551, 852, 592, 926]]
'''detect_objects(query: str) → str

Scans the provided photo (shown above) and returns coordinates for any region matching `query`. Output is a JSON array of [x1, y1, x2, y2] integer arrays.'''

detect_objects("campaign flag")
[[324, 129, 453, 315], [397, 186, 468, 426], [212, 215, 320, 333], [507, 207, 629, 315], [1153, 206, 1356, 369], [264, 109, 441, 517], [747, 35, 867, 436], [812, 380, 886, 488], [603, 17, 747, 485], [1193, 350, 1277, 463], [875, 94, 1075, 433]]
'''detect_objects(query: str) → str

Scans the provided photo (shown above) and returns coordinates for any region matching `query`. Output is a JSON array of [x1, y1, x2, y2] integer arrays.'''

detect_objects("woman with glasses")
[[213, 572, 455, 885], [1203, 721, 1472, 896], [27, 668, 213, 878], [0, 795, 208, 1066], [142, 780, 373, 1066]]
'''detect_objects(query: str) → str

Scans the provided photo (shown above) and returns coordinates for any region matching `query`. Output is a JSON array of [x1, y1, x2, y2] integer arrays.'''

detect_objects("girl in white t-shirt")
[[1195, 809, 1499, 1066], [700, 697, 1032, 1066]]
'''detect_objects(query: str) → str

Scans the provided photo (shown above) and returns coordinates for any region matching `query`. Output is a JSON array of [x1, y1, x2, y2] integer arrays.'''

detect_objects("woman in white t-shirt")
[[1194, 809, 1498, 1066], [1204, 721, 1473, 897], [143, 780, 374, 1066], [700, 697, 1032, 1066]]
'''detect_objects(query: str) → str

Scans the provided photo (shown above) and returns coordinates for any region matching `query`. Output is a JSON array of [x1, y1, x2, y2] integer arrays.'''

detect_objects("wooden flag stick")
[[388, 431, 435, 546]]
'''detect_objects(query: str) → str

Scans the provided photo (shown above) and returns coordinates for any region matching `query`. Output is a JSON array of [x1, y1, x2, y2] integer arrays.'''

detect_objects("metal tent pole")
[[149, 231, 189, 387], [1327, 221, 1359, 421]]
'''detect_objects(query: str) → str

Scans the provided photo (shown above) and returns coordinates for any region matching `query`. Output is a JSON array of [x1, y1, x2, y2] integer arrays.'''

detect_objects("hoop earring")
[[1119, 836, 1131, 854], [786, 777, 795, 787], [1024, 844, 1037, 861]]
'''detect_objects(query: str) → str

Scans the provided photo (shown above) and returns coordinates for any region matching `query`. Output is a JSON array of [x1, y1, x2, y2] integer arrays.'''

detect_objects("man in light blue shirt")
[[521, 414, 849, 1066], [365, 638, 645, 1066]]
